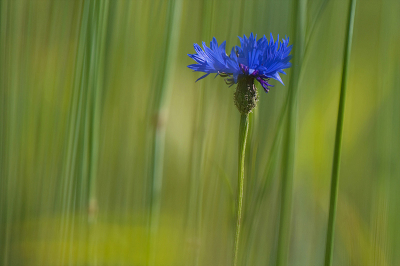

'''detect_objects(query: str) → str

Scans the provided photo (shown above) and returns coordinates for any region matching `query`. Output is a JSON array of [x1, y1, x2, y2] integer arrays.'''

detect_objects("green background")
[[0, 0, 399, 265]]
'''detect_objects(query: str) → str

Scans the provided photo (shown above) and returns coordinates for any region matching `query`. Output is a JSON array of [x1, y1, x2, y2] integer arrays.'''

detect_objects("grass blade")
[[276, 0, 306, 265], [324, 0, 357, 265], [147, 0, 183, 264]]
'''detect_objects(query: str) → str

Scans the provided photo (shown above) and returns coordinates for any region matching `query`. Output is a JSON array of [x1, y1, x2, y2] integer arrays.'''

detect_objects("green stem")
[[233, 113, 249, 266], [276, 0, 306, 264], [147, 1, 182, 265], [324, 0, 356, 265]]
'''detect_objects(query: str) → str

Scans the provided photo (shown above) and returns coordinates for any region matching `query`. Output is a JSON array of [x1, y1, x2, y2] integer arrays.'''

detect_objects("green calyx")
[[234, 77, 259, 114]]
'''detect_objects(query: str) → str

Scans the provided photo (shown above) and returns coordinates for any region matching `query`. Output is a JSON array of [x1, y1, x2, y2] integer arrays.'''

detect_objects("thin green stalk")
[[87, 0, 109, 224], [243, 1, 330, 259], [233, 113, 249, 266], [276, 0, 306, 265], [147, 0, 182, 265], [59, 1, 91, 263], [324, 0, 356, 265], [183, 1, 214, 264]]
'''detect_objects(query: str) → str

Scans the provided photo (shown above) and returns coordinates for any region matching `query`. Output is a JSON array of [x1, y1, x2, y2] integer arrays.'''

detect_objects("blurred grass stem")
[[233, 113, 249, 266], [324, 0, 356, 265], [276, 0, 306, 265], [147, 0, 182, 265]]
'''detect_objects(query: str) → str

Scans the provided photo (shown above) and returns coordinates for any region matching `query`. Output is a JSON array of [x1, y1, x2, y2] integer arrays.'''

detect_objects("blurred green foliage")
[[0, 0, 399, 265]]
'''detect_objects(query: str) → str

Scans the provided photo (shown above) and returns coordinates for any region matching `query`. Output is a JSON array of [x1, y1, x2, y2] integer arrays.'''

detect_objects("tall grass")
[[275, 0, 306, 265], [324, 1, 356, 265], [184, 1, 214, 265], [147, 0, 182, 264], [0, 0, 400, 265]]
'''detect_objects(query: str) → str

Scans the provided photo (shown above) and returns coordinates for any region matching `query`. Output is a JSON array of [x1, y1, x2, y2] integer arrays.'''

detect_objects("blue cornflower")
[[187, 33, 292, 93]]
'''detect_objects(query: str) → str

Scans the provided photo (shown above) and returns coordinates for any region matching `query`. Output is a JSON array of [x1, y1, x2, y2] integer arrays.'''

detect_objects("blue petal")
[[187, 33, 292, 86], [271, 72, 284, 85], [187, 37, 241, 81], [196, 73, 210, 82]]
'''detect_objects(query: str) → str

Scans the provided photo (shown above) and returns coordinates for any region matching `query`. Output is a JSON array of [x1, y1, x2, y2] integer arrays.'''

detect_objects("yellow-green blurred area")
[[0, 0, 399, 265]]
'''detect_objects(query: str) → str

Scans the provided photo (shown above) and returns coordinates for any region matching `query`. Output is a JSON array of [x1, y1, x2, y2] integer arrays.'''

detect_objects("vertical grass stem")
[[276, 0, 306, 265], [324, 0, 356, 265], [147, 0, 182, 265]]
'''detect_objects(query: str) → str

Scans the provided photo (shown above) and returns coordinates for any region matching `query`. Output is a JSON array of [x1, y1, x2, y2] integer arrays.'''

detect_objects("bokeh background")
[[0, 0, 399, 265]]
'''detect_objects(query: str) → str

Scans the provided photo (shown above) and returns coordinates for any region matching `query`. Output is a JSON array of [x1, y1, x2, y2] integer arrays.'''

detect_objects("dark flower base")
[[234, 77, 259, 114]]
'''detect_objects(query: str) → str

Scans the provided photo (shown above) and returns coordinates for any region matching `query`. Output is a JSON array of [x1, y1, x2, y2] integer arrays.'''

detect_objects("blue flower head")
[[187, 33, 292, 93]]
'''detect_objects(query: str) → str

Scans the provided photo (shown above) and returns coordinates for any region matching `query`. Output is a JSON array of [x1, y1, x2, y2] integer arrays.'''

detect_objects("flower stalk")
[[234, 112, 249, 266], [187, 33, 292, 266]]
